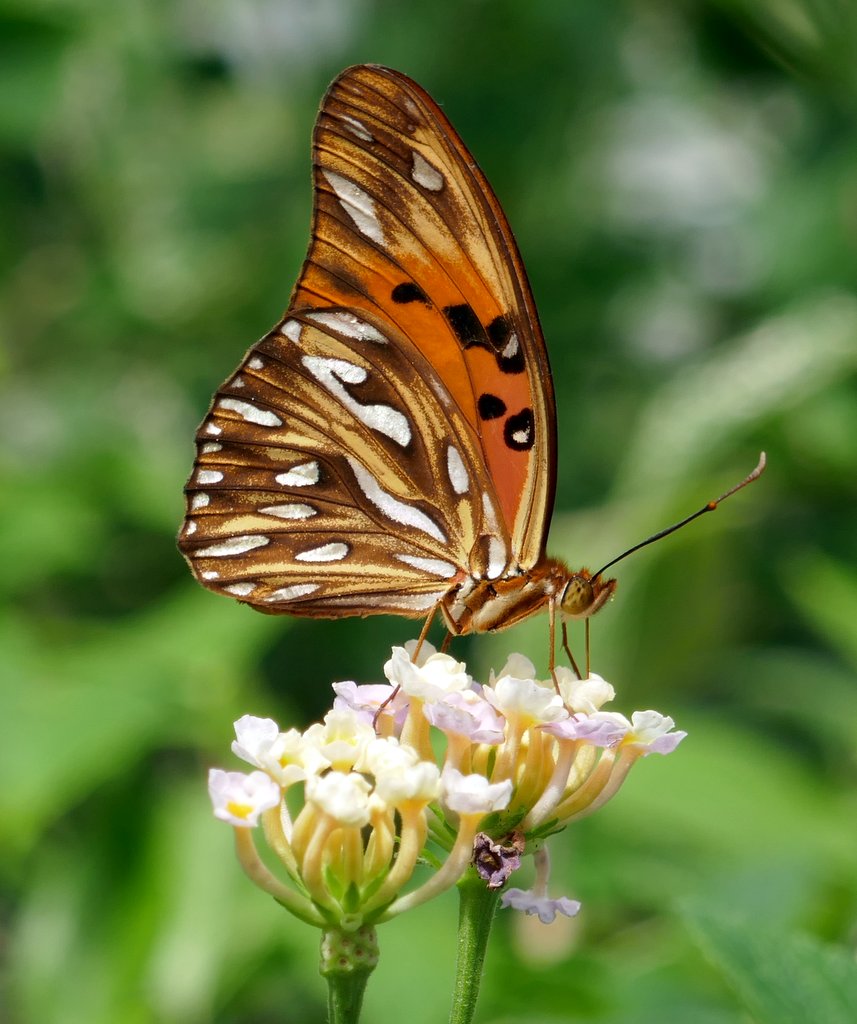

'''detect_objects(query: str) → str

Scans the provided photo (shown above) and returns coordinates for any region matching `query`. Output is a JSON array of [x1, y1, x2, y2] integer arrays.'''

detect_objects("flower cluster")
[[209, 641, 685, 931]]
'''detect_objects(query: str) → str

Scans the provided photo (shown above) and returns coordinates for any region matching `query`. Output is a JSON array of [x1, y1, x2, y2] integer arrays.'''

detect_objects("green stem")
[[320, 926, 378, 1024], [449, 869, 501, 1024]]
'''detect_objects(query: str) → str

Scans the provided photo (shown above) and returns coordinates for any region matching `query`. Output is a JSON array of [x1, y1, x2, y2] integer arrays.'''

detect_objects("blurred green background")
[[3, 1, 856, 1021]]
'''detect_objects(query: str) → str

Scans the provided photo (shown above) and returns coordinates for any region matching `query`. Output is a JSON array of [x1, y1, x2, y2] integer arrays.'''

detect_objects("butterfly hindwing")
[[181, 309, 513, 616]]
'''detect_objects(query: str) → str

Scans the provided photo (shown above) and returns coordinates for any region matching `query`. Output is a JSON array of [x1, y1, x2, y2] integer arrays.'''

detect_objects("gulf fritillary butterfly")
[[178, 64, 760, 643]]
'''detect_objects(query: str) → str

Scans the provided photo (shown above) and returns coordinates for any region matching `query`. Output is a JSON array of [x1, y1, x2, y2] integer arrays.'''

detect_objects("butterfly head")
[[558, 569, 617, 620]]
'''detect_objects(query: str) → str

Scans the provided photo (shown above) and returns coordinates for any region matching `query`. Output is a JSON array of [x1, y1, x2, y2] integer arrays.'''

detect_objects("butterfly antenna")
[[592, 452, 767, 581]]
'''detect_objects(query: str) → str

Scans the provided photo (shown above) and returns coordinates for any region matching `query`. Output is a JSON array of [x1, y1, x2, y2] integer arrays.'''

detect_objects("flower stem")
[[448, 868, 500, 1024], [320, 926, 379, 1024]]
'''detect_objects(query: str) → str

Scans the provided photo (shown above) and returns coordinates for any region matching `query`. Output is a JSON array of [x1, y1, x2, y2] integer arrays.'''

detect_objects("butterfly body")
[[179, 65, 616, 633], [441, 561, 615, 635]]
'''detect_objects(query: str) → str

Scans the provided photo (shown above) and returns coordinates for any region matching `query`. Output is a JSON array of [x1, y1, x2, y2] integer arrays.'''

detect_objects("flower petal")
[[500, 887, 582, 924]]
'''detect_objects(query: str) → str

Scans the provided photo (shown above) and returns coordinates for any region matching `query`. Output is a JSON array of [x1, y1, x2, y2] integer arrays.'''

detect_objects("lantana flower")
[[207, 640, 685, 968]]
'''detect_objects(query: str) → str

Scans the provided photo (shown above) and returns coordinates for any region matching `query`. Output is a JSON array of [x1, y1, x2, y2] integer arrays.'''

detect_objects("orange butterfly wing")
[[179, 65, 557, 619]]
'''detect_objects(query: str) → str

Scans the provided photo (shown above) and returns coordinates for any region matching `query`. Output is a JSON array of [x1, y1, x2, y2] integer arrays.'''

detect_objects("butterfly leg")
[[412, 603, 440, 663], [439, 631, 454, 654], [373, 604, 441, 731], [585, 618, 591, 679], [561, 620, 584, 680], [548, 600, 562, 695]]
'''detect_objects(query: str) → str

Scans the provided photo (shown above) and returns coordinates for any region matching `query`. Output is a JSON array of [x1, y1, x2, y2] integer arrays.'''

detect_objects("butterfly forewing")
[[180, 64, 557, 620], [293, 66, 556, 565]]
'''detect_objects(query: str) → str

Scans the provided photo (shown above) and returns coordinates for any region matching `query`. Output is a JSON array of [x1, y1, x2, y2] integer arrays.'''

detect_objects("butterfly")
[[178, 63, 619, 646]]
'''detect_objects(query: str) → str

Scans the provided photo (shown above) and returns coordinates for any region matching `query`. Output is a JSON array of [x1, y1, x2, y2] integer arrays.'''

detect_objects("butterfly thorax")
[[440, 559, 617, 635]]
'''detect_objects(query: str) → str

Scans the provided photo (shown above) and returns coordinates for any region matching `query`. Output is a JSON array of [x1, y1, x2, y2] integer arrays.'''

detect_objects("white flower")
[[302, 708, 376, 771], [305, 771, 372, 827], [441, 767, 513, 814], [267, 729, 330, 785], [356, 736, 419, 777], [486, 674, 567, 725], [624, 710, 687, 755], [374, 760, 441, 806], [231, 715, 280, 766], [403, 638, 437, 666], [384, 646, 472, 700], [208, 768, 281, 827], [495, 653, 537, 680], [553, 669, 615, 713], [232, 716, 329, 786]]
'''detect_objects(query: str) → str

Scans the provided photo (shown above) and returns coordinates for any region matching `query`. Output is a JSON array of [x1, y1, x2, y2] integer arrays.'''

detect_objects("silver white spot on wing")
[[258, 503, 317, 520], [201, 570, 220, 580], [394, 593, 445, 611], [446, 445, 469, 495], [197, 470, 223, 485], [511, 424, 531, 446], [411, 151, 444, 192], [201, 442, 222, 454], [185, 520, 197, 535], [396, 554, 458, 579], [305, 310, 387, 344], [264, 583, 319, 602], [302, 355, 411, 446], [479, 493, 507, 579], [223, 581, 258, 597], [322, 169, 385, 245], [218, 398, 283, 428], [281, 319, 302, 343], [304, 355, 365, 385], [248, 356, 264, 370], [486, 537, 507, 580], [347, 456, 446, 543], [341, 115, 374, 142], [502, 333, 520, 360], [204, 422, 222, 436], [197, 535, 270, 557], [295, 542, 349, 563], [482, 492, 501, 533], [191, 493, 210, 509], [231, 376, 245, 388], [275, 461, 319, 487], [320, 592, 444, 612]]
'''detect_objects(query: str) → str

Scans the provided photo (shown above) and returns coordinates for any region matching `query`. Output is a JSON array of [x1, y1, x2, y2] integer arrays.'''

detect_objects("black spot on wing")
[[392, 282, 430, 305], [487, 315, 525, 374], [442, 305, 526, 375], [503, 408, 535, 451], [443, 303, 486, 348], [478, 393, 507, 420]]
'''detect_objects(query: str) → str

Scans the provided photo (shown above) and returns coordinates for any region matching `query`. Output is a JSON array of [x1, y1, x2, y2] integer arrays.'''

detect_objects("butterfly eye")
[[559, 574, 617, 620]]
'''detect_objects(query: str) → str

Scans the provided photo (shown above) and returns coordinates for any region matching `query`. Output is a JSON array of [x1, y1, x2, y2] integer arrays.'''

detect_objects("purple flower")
[[500, 888, 581, 924], [423, 689, 506, 743], [542, 711, 630, 747], [332, 680, 408, 730]]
